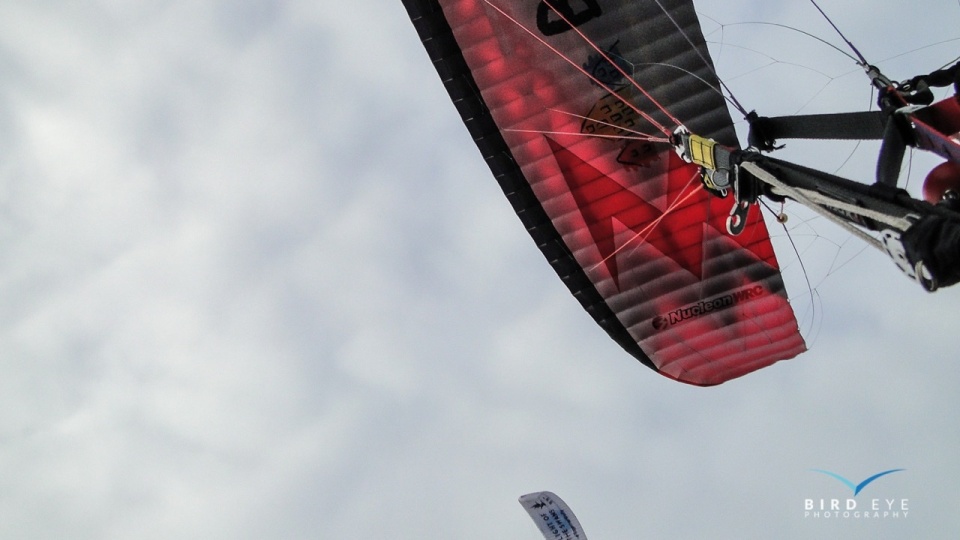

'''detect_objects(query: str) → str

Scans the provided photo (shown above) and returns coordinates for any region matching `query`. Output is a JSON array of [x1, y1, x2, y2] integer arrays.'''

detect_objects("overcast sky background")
[[0, 1, 957, 538]]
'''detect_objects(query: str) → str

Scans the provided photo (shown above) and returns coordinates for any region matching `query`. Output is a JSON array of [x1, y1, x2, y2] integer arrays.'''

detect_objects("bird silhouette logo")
[[812, 469, 905, 496]]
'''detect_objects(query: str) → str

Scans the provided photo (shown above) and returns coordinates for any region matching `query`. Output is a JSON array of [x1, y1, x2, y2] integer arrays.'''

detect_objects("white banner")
[[518, 491, 588, 539]]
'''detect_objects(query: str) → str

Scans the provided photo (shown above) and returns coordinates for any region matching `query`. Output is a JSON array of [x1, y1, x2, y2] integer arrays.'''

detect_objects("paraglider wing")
[[519, 491, 588, 540], [402, 0, 806, 385]]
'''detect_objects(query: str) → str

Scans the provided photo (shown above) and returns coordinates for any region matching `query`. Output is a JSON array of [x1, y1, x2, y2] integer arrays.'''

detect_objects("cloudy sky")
[[0, 1, 957, 538]]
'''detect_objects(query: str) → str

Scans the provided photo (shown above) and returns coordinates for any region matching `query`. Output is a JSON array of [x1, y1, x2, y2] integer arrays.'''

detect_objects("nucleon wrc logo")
[[804, 469, 909, 520], [651, 285, 766, 331]]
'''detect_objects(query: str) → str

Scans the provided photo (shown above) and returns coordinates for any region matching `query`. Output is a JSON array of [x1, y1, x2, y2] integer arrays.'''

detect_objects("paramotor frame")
[[676, 67, 960, 292]]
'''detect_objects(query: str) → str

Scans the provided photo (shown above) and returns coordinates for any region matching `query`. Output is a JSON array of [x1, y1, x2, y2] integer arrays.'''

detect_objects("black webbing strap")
[[876, 116, 908, 187], [747, 111, 886, 150], [747, 110, 904, 185]]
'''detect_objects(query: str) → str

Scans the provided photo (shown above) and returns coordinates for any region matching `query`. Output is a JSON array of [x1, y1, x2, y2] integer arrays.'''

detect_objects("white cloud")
[[0, 1, 957, 538]]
